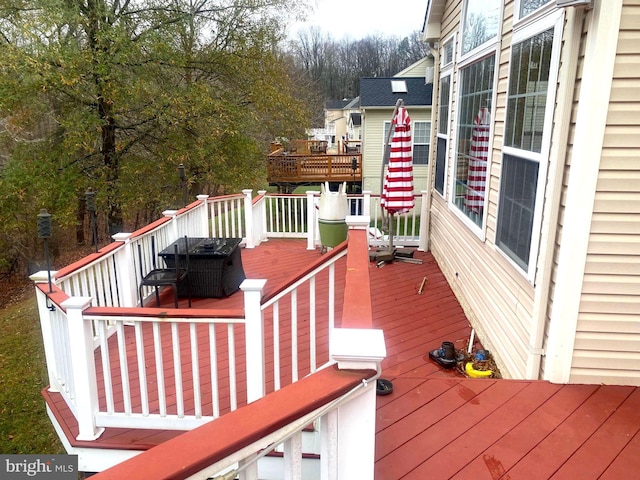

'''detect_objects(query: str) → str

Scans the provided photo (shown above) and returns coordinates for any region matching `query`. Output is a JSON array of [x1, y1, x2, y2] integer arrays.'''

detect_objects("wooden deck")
[[44, 239, 640, 478]]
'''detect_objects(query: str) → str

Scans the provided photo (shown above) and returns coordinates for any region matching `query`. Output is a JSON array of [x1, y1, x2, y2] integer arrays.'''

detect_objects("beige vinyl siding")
[[428, 0, 540, 379], [395, 57, 434, 78], [569, 0, 640, 385]]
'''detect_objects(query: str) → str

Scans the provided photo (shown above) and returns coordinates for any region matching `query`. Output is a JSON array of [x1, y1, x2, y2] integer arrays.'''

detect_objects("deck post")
[[30, 274, 60, 391], [362, 191, 372, 217], [256, 190, 268, 245], [196, 195, 210, 237], [306, 190, 317, 250], [242, 189, 255, 249], [112, 233, 136, 307], [331, 328, 385, 480], [62, 296, 105, 440], [419, 190, 429, 251], [241, 279, 268, 403], [162, 209, 179, 240]]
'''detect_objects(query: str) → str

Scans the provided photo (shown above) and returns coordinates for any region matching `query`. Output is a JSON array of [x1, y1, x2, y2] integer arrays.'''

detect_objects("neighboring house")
[[348, 112, 361, 142], [309, 98, 360, 147], [422, 0, 640, 385], [359, 56, 434, 195]]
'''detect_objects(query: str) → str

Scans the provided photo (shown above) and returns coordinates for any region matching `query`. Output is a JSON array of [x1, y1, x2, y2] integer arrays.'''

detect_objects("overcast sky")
[[290, 0, 427, 40]]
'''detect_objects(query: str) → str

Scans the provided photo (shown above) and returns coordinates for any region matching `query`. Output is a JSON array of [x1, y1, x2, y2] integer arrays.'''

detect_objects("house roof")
[[325, 98, 354, 110], [359, 77, 433, 108], [350, 112, 361, 126]]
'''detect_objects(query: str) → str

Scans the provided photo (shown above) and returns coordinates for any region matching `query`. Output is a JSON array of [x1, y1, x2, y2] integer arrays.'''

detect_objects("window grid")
[[519, 0, 553, 19], [383, 120, 430, 165], [454, 54, 495, 227], [505, 29, 553, 153], [496, 154, 539, 270]]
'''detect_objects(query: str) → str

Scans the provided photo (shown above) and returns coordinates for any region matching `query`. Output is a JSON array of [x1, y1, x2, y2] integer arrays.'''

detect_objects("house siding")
[[429, 0, 538, 379], [569, 0, 640, 385], [395, 57, 434, 78]]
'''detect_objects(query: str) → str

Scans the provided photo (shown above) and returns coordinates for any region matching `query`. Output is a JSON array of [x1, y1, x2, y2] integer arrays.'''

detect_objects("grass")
[[0, 292, 64, 454]]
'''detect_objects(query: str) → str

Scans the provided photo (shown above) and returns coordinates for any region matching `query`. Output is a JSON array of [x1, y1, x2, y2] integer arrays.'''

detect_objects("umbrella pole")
[[388, 212, 395, 253]]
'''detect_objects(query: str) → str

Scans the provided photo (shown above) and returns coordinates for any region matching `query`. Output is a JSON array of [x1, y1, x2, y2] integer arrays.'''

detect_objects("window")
[[384, 120, 430, 165], [453, 54, 495, 227], [391, 80, 407, 93], [462, 0, 501, 55], [435, 73, 451, 195], [413, 121, 431, 165], [496, 154, 539, 270], [496, 19, 559, 275], [519, 0, 553, 19], [505, 29, 553, 153], [442, 38, 454, 67]]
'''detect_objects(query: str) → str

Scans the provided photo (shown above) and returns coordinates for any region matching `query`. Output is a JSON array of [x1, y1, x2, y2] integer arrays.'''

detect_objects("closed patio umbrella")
[[381, 104, 414, 252]]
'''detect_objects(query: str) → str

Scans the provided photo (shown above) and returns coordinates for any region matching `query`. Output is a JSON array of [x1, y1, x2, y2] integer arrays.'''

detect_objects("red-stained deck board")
[[552, 387, 640, 479], [450, 382, 600, 480], [43, 240, 640, 480], [599, 418, 640, 479], [409, 381, 563, 478], [505, 385, 634, 479], [376, 379, 529, 479]]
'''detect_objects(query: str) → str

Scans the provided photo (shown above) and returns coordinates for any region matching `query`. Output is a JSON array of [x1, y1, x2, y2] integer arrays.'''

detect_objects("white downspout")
[[420, 44, 439, 252]]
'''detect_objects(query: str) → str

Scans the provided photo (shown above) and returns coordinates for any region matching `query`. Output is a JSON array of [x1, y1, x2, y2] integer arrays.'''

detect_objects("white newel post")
[[197, 195, 210, 237], [62, 296, 104, 440], [306, 190, 317, 250], [30, 272, 60, 391], [419, 190, 429, 252], [362, 191, 372, 217], [241, 279, 267, 403], [162, 209, 179, 241], [330, 328, 386, 480], [111, 233, 136, 307], [242, 189, 255, 249], [256, 190, 268, 245]]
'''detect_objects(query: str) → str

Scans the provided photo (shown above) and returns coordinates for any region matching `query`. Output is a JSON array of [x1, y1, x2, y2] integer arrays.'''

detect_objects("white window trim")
[[448, 49, 500, 240], [514, 0, 557, 27], [459, 0, 503, 63], [493, 10, 564, 282], [383, 119, 430, 166], [435, 70, 453, 199], [441, 32, 457, 69], [413, 120, 431, 165]]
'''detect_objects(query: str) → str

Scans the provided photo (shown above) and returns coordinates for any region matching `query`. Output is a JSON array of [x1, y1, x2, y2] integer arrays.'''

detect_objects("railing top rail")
[[261, 240, 348, 306], [54, 242, 124, 281], [84, 306, 245, 322], [207, 193, 245, 202], [129, 216, 172, 239], [88, 365, 375, 480]]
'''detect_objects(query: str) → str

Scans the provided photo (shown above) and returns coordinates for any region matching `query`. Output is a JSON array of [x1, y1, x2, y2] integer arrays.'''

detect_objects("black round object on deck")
[[376, 378, 393, 396]]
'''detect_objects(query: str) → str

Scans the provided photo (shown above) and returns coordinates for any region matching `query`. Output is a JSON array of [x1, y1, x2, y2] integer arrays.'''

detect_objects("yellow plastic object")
[[465, 362, 493, 378]]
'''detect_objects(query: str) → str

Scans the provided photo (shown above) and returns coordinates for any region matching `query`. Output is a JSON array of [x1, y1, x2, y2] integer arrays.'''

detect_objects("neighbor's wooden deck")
[[44, 239, 640, 479]]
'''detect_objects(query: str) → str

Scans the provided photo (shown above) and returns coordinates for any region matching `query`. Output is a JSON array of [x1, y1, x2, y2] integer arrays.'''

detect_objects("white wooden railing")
[[87, 225, 381, 480], [52, 190, 427, 309], [32, 191, 385, 478]]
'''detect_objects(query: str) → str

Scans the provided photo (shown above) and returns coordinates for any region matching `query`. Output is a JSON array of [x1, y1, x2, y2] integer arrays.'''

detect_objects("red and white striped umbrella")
[[381, 106, 414, 215], [465, 107, 491, 212]]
